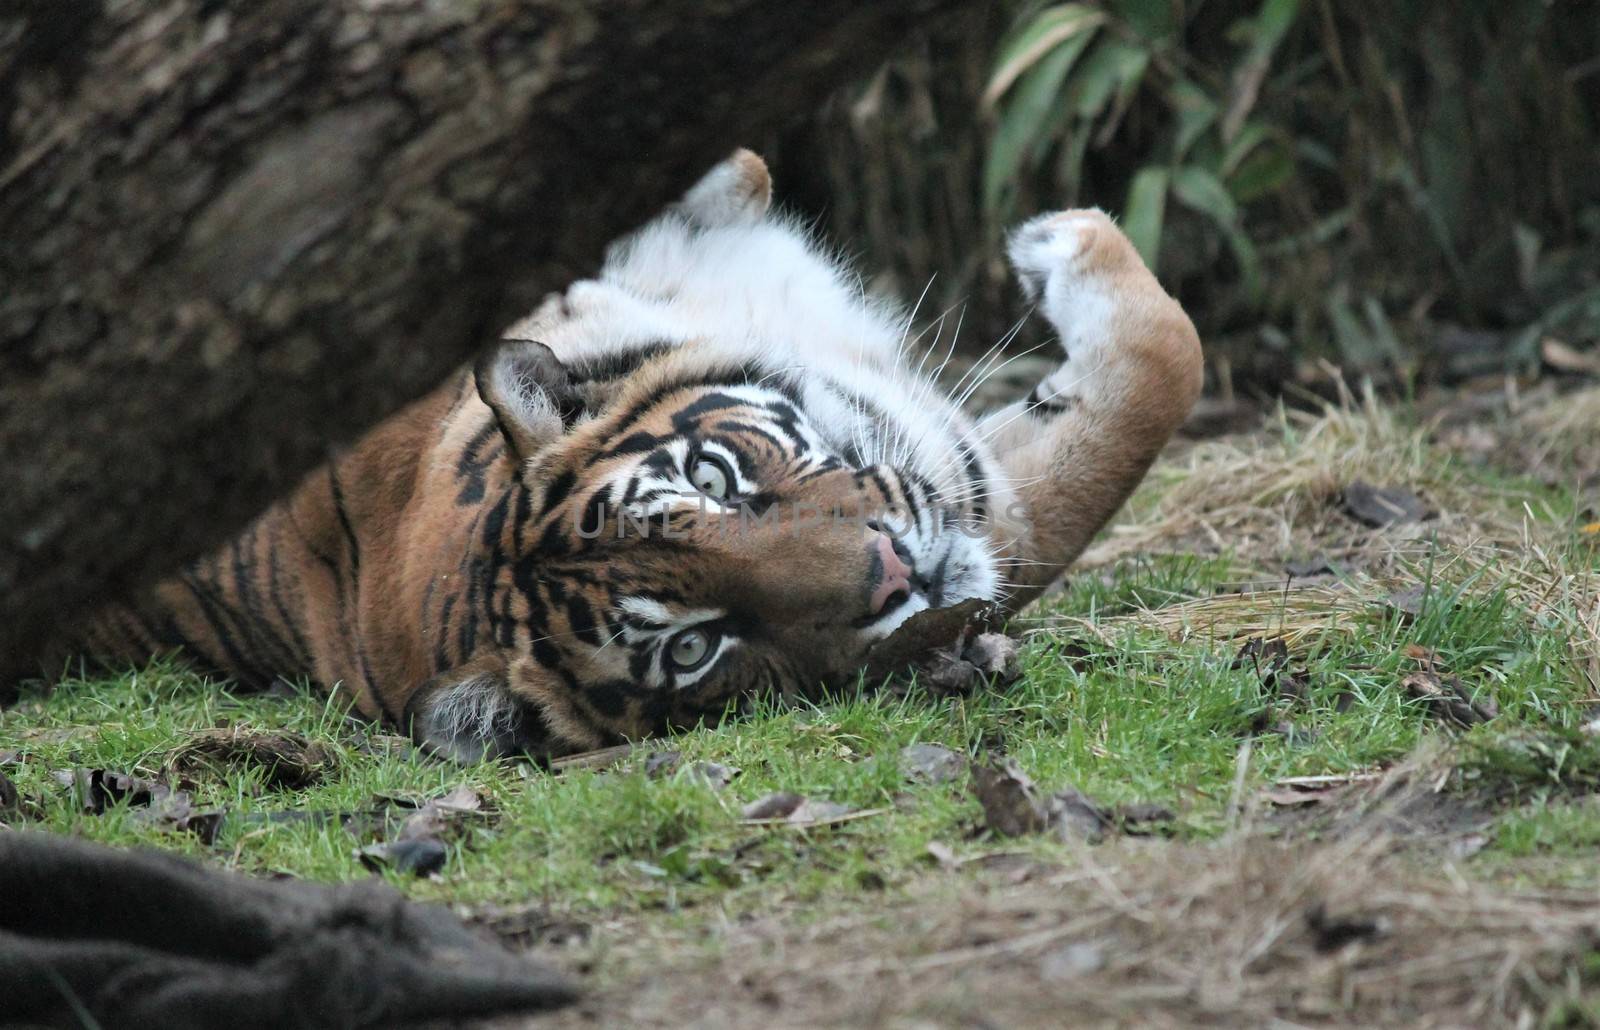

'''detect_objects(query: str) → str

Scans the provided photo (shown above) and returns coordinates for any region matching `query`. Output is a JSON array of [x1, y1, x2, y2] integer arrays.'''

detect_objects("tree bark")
[[0, 0, 969, 683]]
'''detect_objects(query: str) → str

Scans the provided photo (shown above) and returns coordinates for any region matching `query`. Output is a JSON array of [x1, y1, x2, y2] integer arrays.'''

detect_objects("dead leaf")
[[644, 751, 682, 778], [1450, 833, 1489, 860], [1342, 481, 1428, 527], [358, 838, 449, 877], [648, 753, 740, 789], [741, 792, 804, 821], [58, 768, 169, 814], [1581, 522, 1600, 537], [783, 799, 856, 826], [900, 743, 966, 784], [925, 840, 958, 869], [1384, 585, 1429, 619], [170, 727, 331, 790], [1049, 787, 1113, 842], [396, 785, 487, 842], [1401, 671, 1497, 726], [49, 768, 228, 844], [1284, 555, 1336, 578], [971, 759, 1050, 837], [739, 791, 859, 826], [1541, 337, 1600, 376], [970, 761, 1110, 841], [428, 785, 483, 814], [687, 762, 739, 790]]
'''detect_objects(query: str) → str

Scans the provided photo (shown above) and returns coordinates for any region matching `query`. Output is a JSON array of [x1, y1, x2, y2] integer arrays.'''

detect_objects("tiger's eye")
[[688, 455, 733, 500], [668, 628, 712, 669]]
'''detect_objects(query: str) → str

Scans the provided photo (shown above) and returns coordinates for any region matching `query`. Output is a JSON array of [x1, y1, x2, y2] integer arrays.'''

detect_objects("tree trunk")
[[0, 0, 969, 683]]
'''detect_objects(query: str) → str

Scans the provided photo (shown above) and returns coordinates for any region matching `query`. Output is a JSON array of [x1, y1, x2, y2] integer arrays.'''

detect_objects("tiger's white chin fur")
[[507, 156, 1023, 629]]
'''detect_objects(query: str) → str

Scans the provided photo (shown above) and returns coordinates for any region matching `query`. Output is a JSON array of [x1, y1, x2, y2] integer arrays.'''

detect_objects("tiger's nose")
[[868, 531, 914, 615]]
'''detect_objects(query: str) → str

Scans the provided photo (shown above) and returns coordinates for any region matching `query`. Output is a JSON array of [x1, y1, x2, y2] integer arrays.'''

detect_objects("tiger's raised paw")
[[1006, 209, 1146, 301]]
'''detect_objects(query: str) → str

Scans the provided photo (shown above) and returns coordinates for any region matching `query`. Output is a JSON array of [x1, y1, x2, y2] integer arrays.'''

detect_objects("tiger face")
[[421, 336, 1006, 758]]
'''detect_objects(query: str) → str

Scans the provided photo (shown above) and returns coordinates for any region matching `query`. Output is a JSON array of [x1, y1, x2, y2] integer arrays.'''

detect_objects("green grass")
[[3, 407, 1598, 916]]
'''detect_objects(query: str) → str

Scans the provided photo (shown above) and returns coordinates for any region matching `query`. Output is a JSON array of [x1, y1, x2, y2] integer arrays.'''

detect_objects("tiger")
[[67, 150, 1202, 761]]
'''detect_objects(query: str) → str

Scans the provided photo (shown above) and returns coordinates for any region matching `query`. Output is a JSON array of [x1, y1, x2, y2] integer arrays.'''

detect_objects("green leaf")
[[1054, 125, 1093, 204], [1327, 290, 1379, 368], [1063, 37, 1150, 121], [983, 29, 1100, 214], [1220, 121, 1271, 177], [1172, 166, 1261, 298], [1226, 142, 1294, 203], [1169, 79, 1219, 162], [1122, 167, 1170, 270], [1220, 0, 1302, 142], [983, 4, 1106, 108], [1170, 166, 1239, 226], [1361, 296, 1407, 364], [1117, 0, 1179, 41], [1248, 0, 1301, 58]]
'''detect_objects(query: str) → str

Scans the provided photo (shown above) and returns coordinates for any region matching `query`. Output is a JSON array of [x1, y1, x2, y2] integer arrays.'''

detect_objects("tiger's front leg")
[[979, 210, 1203, 611]]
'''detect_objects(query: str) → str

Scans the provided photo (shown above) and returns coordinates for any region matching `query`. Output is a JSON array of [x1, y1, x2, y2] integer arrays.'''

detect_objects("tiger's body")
[[73, 151, 1202, 761]]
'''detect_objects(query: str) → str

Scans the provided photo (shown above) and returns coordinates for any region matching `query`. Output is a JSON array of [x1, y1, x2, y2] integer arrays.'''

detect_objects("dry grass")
[[1515, 383, 1600, 492], [1084, 382, 1499, 567], [529, 783, 1600, 1028], [1053, 381, 1600, 687]]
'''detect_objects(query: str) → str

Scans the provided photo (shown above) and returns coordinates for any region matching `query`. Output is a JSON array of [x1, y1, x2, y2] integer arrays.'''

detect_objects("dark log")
[[0, 831, 578, 1027], [0, 0, 969, 683]]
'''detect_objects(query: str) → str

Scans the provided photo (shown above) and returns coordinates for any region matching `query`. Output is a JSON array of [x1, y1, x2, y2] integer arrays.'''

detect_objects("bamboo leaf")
[[1220, 121, 1271, 176], [1226, 143, 1294, 203], [1122, 167, 1170, 270], [1171, 166, 1239, 227], [1221, 0, 1302, 142], [982, 30, 1099, 214], [1170, 79, 1219, 161], [1064, 37, 1150, 120], [983, 4, 1106, 109], [1172, 166, 1261, 298], [1117, 0, 1179, 41]]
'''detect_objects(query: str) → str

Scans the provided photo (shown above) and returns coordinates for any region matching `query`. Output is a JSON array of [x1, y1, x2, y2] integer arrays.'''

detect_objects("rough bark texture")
[[0, 0, 968, 683]]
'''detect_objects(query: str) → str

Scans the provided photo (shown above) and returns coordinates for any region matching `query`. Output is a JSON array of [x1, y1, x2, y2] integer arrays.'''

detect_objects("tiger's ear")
[[475, 338, 583, 461], [678, 148, 771, 227]]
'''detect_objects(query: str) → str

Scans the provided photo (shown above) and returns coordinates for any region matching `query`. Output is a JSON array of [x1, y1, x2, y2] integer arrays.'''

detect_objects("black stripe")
[[265, 523, 314, 664], [328, 464, 362, 575], [563, 339, 676, 383], [177, 566, 260, 685], [602, 363, 765, 443]]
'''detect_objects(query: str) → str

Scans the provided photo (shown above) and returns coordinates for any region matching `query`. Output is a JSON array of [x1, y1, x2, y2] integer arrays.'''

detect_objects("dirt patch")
[[486, 830, 1596, 1029]]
